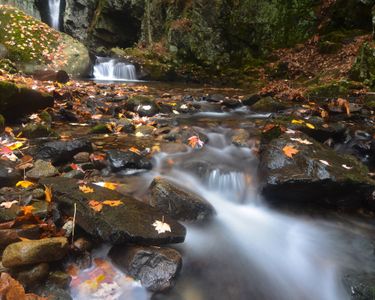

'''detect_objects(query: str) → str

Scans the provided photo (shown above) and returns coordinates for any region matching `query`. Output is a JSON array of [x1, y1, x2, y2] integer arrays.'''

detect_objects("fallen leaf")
[[290, 138, 313, 145], [305, 123, 315, 129], [93, 182, 118, 190], [282, 145, 299, 158], [0, 200, 18, 209], [129, 147, 141, 155], [16, 180, 34, 188], [342, 164, 353, 170], [21, 205, 35, 216], [152, 220, 172, 234], [102, 200, 123, 207], [319, 160, 331, 166], [188, 136, 204, 149], [79, 185, 94, 194], [44, 185, 52, 203], [291, 119, 304, 125], [89, 200, 103, 212]]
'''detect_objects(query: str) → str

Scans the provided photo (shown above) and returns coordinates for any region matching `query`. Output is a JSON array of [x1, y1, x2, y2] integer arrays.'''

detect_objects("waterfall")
[[48, 0, 61, 30], [93, 57, 138, 81]]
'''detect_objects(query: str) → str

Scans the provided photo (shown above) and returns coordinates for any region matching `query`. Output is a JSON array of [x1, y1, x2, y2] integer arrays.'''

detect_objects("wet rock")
[[0, 203, 19, 223], [251, 96, 287, 112], [150, 177, 215, 221], [40, 177, 186, 245], [0, 160, 21, 187], [343, 272, 375, 300], [26, 160, 59, 179], [0, 226, 41, 249], [36, 139, 92, 164], [206, 94, 225, 103], [242, 93, 261, 106], [135, 125, 155, 136], [73, 238, 93, 253], [124, 95, 159, 117], [107, 149, 152, 172], [61, 170, 85, 180], [118, 118, 136, 133], [73, 152, 90, 163], [109, 245, 182, 292], [21, 123, 55, 139], [0, 81, 54, 120], [90, 123, 111, 134], [13, 263, 49, 289], [33, 70, 70, 84], [222, 98, 242, 108], [2, 237, 69, 268], [232, 129, 251, 147], [260, 132, 375, 210], [46, 271, 72, 289]]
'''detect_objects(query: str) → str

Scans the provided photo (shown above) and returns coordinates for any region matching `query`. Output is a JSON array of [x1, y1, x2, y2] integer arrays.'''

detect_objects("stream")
[[61, 81, 375, 300]]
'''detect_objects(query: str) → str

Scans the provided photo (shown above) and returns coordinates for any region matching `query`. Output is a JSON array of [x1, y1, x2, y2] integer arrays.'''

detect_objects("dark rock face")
[[36, 139, 92, 164], [13, 263, 50, 289], [40, 177, 186, 245], [33, 70, 70, 83], [0, 80, 54, 120], [109, 245, 182, 292], [343, 272, 375, 300], [259, 132, 375, 210], [107, 149, 152, 171], [124, 95, 159, 117], [0, 160, 21, 188], [149, 177, 215, 221]]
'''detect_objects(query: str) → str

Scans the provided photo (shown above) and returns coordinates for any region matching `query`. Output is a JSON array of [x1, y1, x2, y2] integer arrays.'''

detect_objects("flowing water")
[[69, 87, 375, 300], [93, 57, 138, 81], [48, 0, 61, 30]]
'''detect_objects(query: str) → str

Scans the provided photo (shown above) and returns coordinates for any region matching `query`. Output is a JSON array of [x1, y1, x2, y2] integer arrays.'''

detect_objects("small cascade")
[[93, 57, 138, 81], [48, 0, 61, 30]]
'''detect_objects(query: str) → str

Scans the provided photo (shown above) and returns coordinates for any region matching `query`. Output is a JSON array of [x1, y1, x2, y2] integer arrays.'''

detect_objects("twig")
[[72, 203, 77, 244]]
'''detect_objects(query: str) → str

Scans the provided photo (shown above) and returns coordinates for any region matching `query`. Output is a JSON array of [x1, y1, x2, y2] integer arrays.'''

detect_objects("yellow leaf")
[[89, 200, 103, 212], [282, 145, 299, 158], [305, 123, 315, 129], [102, 200, 123, 207], [8, 141, 24, 151], [79, 185, 94, 194], [291, 119, 304, 125], [44, 185, 52, 203], [16, 180, 34, 188], [21, 205, 34, 216]]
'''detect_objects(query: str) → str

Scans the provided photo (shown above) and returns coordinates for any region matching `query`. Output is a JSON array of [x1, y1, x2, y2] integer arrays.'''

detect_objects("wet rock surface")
[[26, 159, 59, 179], [109, 245, 182, 292], [107, 149, 153, 172], [0, 160, 21, 188], [150, 177, 215, 221], [40, 177, 186, 245]]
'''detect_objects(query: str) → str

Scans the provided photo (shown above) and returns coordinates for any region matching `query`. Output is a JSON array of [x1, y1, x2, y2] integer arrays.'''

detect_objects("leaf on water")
[[305, 123, 315, 129], [290, 138, 313, 145], [16, 180, 34, 188], [102, 200, 123, 207], [79, 185, 94, 194], [21, 205, 35, 216], [44, 185, 52, 203], [129, 146, 141, 155], [70, 163, 84, 173], [0, 200, 18, 209], [152, 220, 172, 234], [282, 145, 299, 158], [8, 141, 24, 151], [319, 160, 331, 166], [188, 136, 204, 149], [291, 119, 304, 125], [89, 200, 103, 212]]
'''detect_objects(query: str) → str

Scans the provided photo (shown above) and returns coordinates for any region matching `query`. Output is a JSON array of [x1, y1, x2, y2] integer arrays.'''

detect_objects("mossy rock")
[[305, 80, 363, 99], [251, 97, 287, 112], [350, 42, 375, 87], [91, 124, 111, 134], [0, 80, 54, 120], [21, 123, 55, 139], [363, 94, 375, 109], [125, 95, 159, 117]]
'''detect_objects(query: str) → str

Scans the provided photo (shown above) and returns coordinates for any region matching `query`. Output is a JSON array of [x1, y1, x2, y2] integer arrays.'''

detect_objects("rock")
[[36, 286, 72, 300], [0, 226, 41, 248], [243, 93, 261, 106], [251, 97, 287, 112], [40, 177, 186, 245], [118, 118, 135, 133], [0, 81, 54, 120], [259, 132, 375, 210], [124, 95, 159, 117], [73, 152, 90, 163], [0, 160, 21, 188], [232, 129, 251, 147], [73, 238, 93, 253], [149, 177, 215, 221], [46, 271, 72, 289], [13, 263, 49, 289], [33, 70, 70, 84], [26, 160, 59, 179], [36, 139, 92, 164], [343, 272, 375, 300], [21, 123, 55, 139], [222, 97, 242, 108], [206, 94, 225, 103], [2, 237, 69, 268], [109, 245, 182, 292], [135, 125, 155, 136], [107, 149, 152, 172]]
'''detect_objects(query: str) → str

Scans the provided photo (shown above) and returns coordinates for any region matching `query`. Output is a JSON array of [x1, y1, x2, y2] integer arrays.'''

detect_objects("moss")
[[350, 42, 375, 88], [305, 80, 363, 99], [251, 97, 287, 112]]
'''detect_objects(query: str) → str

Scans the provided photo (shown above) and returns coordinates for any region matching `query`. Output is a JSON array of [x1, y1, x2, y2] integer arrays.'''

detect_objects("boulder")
[[33, 70, 70, 84], [21, 123, 55, 139], [0, 81, 54, 120], [250, 96, 287, 112], [259, 132, 375, 210], [149, 177, 215, 221], [0, 160, 21, 188], [107, 149, 152, 172], [13, 263, 50, 289], [2, 237, 69, 268], [36, 139, 92, 164], [40, 177, 186, 245], [124, 95, 159, 117], [26, 160, 59, 179], [109, 245, 182, 292]]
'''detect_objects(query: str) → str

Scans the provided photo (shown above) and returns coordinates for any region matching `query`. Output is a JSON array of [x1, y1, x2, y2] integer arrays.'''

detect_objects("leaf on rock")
[[93, 182, 118, 190], [16, 180, 34, 188], [290, 138, 313, 145], [44, 185, 52, 203], [291, 119, 304, 125], [129, 147, 141, 155], [89, 200, 103, 212], [21, 205, 35, 216], [305, 123, 315, 129], [0, 273, 46, 300], [0, 200, 18, 209], [102, 200, 123, 207], [152, 220, 172, 234], [188, 136, 204, 149], [79, 185, 94, 194], [319, 160, 331, 166], [282, 145, 299, 158]]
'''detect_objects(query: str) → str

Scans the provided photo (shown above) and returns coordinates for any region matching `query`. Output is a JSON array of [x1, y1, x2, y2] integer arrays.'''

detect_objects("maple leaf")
[[89, 200, 103, 212], [282, 145, 299, 158], [152, 219, 172, 234], [79, 185, 94, 194], [0, 200, 18, 209], [16, 180, 34, 188], [129, 147, 141, 155], [188, 136, 204, 148], [21, 205, 35, 215], [44, 185, 52, 203], [337, 98, 351, 116], [102, 200, 123, 207]]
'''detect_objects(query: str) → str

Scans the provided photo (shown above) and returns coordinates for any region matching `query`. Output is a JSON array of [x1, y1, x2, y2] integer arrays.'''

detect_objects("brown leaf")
[[282, 145, 299, 158], [44, 185, 52, 203], [89, 200, 103, 212]]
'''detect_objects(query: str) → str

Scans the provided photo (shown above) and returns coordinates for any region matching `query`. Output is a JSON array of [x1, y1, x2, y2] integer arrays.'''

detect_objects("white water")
[[48, 0, 61, 30], [93, 57, 138, 81]]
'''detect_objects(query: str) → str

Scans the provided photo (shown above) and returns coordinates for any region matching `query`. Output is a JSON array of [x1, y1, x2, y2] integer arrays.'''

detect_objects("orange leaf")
[[79, 185, 94, 194], [129, 147, 141, 155], [102, 200, 123, 207], [89, 200, 103, 212], [282, 145, 299, 158], [44, 185, 52, 203], [21, 205, 35, 216]]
